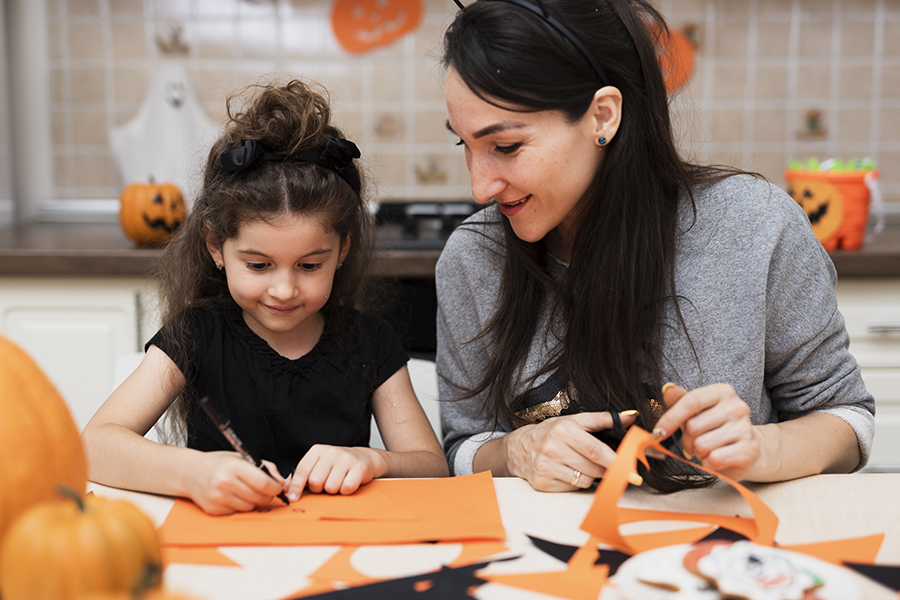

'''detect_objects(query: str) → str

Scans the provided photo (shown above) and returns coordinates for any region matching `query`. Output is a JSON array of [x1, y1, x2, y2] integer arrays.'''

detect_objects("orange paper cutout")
[[781, 534, 884, 565], [331, 0, 422, 54], [161, 546, 239, 567], [158, 472, 505, 547], [580, 427, 779, 554], [288, 541, 510, 598], [484, 536, 609, 600]]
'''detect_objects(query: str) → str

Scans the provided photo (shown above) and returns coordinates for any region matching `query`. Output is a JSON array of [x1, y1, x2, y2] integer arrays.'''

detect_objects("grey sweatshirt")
[[436, 175, 875, 476]]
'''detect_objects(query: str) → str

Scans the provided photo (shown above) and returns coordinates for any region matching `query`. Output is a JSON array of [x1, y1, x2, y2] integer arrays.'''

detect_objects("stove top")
[[375, 201, 480, 250]]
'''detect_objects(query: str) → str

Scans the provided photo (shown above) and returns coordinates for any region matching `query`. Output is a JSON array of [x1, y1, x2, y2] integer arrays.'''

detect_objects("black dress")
[[147, 306, 408, 477]]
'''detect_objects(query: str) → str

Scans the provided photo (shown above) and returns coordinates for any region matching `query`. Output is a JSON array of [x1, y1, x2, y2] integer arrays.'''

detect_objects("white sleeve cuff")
[[452, 431, 507, 476]]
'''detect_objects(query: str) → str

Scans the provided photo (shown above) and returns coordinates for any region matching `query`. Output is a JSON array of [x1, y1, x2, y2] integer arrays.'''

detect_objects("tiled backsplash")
[[46, 0, 900, 206]]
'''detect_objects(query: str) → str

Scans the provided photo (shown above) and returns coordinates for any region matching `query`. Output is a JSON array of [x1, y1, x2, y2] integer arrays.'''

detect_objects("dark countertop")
[[1, 221, 899, 279], [0, 222, 441, 279]]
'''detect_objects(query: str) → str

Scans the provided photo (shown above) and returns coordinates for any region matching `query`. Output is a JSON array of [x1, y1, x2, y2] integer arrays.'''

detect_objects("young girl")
[[83, 80, 448, 515]]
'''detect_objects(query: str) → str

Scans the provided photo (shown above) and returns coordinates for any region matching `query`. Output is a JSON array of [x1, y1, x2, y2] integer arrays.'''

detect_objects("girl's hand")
[[654, 383, 761, 481], [286, 445, 387, 501], [185, 451, 287, 515], [503, 411, 640, 492]]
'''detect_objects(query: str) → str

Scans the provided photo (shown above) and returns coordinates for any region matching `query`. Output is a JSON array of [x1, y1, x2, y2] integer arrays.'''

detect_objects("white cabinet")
[[835, 279, 900, 471], [0, 277, 160, 431]]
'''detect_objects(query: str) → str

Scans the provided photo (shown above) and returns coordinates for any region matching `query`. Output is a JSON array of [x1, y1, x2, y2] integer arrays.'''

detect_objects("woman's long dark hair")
[[444, 0, 737, 491]]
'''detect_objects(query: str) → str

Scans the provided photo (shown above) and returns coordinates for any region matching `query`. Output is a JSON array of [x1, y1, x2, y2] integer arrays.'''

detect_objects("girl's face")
[[445, 67, 604, 258], [207, 213, 349, 357]]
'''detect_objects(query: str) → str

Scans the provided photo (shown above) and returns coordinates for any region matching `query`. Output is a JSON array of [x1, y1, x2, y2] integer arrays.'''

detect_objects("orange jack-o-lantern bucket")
[[783, 169, 879, 251], [119, 179, 187, 246]]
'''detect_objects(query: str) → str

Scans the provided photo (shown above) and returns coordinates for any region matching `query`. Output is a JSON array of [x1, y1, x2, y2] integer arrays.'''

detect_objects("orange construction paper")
[[484, 537, 609, 600], [781, 533, 884, 565], [161, 546, 239, 567], [158, 472, 505, 547], [580, 426, 779, 554], [287, 541, 510, 599], [622, 525, 716, 553], [448, 541, 511, 567]]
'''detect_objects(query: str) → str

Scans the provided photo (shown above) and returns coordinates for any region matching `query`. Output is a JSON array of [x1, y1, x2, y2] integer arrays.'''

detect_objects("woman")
[[436, 0, 874, 493]]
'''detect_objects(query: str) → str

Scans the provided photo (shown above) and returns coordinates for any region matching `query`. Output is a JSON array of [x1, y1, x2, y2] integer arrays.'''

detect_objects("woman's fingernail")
[[620, 409, 639, 416], [652, 427, 667, 439], [627, 472, 643, 486], [662, 382, 675, 394], [683, 449, 694, 460]]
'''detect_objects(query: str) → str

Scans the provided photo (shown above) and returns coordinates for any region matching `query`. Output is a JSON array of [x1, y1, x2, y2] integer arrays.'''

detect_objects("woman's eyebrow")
[[445, 119, 527, 139]]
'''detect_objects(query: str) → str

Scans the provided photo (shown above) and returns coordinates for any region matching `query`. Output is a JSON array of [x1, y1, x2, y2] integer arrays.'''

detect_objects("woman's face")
[[445, 66, 603, 256]]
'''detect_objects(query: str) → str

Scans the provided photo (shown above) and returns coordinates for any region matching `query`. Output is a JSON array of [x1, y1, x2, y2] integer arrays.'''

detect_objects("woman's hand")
[[502, 411, 640, 492], [654, 383, 761, 481], [185, 452, 287, 515], [286, 445, 387, 501]]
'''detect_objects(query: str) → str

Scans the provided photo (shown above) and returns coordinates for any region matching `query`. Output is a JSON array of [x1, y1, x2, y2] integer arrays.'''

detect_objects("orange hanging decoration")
[[653, 23, 696, 94], [331, 0, 423, 54]]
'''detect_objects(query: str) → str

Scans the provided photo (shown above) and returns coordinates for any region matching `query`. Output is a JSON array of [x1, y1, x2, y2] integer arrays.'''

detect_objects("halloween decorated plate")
[[614, 541, 860, 600]]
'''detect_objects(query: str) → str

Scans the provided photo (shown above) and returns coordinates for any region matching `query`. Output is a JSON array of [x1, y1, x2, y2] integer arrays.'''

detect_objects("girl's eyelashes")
[[300, 263, 322, 272], [246, 262, 269, 272], [455, 138, 465, 147]]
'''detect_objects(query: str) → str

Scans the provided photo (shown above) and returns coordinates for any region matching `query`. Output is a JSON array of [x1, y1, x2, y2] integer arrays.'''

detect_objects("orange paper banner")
[[580, 427, 779, 554], [158, 472, 505, 547]]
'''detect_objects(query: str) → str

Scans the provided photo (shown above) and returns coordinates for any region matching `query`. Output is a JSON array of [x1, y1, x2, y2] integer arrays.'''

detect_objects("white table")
[[89, 474, 900, 600]]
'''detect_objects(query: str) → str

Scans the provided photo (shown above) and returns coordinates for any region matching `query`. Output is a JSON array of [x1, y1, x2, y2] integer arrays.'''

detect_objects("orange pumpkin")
[[331, 0, 422, 54], [119, 179, 186, 245], [0, 488, 163, 600], [0, 334, 87, 546]]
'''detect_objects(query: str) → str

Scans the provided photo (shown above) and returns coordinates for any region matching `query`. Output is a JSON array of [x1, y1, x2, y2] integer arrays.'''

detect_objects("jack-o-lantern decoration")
[[787, 178, 845, 245], [119, 179, 186, 245], [653, 23, 696, 93], [332, 0, 423, 54], [784, 168, 877, 251]]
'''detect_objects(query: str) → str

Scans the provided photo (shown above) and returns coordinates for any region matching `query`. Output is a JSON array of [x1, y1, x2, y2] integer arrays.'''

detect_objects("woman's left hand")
[[653, 383, 761, 481], [285, 445, 387, 502]]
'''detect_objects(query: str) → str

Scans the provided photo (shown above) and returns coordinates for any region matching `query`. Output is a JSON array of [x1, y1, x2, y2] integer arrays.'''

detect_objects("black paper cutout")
[[290, 559, 527, 600], [843, 562, 900, 592], [526, 534, 631, 575], [697, 527, 749, 543]]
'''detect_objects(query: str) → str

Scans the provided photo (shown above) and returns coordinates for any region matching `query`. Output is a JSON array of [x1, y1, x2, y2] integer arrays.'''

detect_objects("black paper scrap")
[[291, 561, 497, 600], [526, 534, 631, 575], [697, 527, 749, 543], [844, 562, 900, 592]]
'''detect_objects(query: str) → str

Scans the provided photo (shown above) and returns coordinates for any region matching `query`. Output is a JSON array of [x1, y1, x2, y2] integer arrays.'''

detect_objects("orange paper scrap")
[[158, 472, 505, 547], [289, 541, 511, 598], [781, 534, 884, 565], [581, 426, 779, 555], [485, 537, 609, 600], [161, 546, 239, 567]]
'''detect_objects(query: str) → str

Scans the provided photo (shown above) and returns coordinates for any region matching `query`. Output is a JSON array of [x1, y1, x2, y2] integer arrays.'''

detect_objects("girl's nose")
[[467, 154, 505, 204], [269, 271, 298, 301]]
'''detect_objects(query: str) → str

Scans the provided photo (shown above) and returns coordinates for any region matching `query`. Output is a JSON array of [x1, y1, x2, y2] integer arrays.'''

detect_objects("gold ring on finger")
[[569, 469, 581, 487]]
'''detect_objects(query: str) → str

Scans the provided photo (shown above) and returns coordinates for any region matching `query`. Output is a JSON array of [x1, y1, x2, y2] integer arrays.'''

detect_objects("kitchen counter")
[[1, 221, 899, 278], [0, 222, 441, 279]]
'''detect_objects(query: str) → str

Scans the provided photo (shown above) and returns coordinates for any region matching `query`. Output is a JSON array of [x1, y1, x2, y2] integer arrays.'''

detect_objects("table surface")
[[89, 473, 900, 600]]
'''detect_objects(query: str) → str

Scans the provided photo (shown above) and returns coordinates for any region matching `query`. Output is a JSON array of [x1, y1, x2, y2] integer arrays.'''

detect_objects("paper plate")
[[614, 543, 861, 600]]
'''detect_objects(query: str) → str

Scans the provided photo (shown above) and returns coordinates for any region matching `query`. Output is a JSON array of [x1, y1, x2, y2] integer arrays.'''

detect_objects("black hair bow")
[[320, 138, 361, 172], [219, 139, 270, 173]]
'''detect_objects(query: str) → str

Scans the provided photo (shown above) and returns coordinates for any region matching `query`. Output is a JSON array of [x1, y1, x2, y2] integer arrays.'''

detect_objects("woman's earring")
[[215, 261, 223, 270], [337, 262, 343, 270], [598, 137, 607, 146]]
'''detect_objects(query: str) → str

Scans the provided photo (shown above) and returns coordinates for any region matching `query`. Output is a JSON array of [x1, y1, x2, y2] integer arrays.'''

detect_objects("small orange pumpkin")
[[0, 488, 163, 600], [119, 179, 186, 245], [0, 334, 87, 546], [331, 0, 423, 54]]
